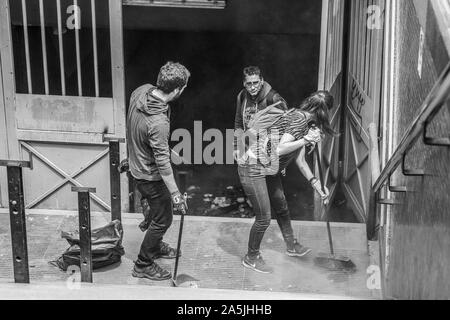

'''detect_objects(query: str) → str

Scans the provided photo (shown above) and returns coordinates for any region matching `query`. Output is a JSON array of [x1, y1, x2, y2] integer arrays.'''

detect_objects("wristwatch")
[[309, 177, 318, 185]]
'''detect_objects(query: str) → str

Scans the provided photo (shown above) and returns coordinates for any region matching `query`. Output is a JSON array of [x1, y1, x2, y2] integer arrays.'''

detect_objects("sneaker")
[[242, 254, 273, 274], [132, 262, 171, 281], [154, 241, 180, 260], [286, 240, 312, 257]]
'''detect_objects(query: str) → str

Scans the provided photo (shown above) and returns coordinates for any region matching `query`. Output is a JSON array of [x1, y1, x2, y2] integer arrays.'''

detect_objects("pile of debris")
[[185, 185, 254, 219]]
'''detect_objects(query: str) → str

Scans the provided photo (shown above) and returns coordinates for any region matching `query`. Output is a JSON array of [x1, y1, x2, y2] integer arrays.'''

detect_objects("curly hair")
[[243, 66, 262, 80], [156, 61, 191, 94]]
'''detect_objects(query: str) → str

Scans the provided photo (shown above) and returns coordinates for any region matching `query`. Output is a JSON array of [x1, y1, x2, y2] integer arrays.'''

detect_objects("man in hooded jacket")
[[127, 62, 190, 281]]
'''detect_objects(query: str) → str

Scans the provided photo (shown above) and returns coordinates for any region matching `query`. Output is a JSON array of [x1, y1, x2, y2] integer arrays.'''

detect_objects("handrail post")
[[367, 123, 381, 240], [71, 186, 96, 283], [0, 160, 32, 283], [373, 62, 450, 193], [103, 136, 125, 222]]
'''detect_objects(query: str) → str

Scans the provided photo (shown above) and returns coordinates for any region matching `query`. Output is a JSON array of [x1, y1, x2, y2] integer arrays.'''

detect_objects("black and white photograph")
[[0, 0, 449, 306]]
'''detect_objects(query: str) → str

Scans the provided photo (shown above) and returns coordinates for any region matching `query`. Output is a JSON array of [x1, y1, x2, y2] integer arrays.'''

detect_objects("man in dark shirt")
[[127, 61, 190, 281]]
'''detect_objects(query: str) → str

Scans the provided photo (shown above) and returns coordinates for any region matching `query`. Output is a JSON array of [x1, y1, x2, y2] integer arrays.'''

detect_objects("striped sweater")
[[247, 109, 311, 170]]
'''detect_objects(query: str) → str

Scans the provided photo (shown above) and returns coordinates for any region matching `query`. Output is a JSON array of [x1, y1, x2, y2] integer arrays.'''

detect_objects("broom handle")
[[315, 147, 335, 256], [173, 210, 184, 280], [173, 172, 188, 280]]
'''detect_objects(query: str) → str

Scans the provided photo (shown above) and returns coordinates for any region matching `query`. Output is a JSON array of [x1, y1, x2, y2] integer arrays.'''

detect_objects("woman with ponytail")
[[239, 90, 335, 274]]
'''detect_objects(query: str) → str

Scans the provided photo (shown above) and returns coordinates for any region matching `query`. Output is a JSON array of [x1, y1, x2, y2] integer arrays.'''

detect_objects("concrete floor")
[[0, 209, 378, 299]]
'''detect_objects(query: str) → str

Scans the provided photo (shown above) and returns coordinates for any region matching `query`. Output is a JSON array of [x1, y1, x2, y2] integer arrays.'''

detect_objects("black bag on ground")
[[50, 220, 125, 271]]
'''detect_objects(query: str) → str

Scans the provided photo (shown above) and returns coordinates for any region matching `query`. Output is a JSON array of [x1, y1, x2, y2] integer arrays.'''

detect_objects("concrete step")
[[0, 209, 377, 299], [0, 281, 362, 300]]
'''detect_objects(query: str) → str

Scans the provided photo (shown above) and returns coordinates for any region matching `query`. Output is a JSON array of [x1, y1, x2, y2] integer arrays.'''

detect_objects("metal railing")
[[0, 139, 123, 283], [17, 0, 104, 97], [367, 62, 450, 239]]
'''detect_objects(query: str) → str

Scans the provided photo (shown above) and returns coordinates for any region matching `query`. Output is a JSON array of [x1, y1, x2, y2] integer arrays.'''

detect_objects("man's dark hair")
[[243, 66, 262, 80], [157, 61, 191, 94]]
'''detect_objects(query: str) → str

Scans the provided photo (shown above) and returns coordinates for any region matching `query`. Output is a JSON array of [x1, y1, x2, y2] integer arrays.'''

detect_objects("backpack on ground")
[[49, 220, 125, 271]]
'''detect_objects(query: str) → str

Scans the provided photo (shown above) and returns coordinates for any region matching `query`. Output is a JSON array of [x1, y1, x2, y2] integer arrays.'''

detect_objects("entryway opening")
[[123, 0, 358, 222]]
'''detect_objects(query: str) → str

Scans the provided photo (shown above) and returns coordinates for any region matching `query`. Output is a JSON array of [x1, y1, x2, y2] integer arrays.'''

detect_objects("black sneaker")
[[242, 254, 273, 274], [132, 262, 171, 281], [286, 240, 312, 257], [154, 241, 180, 260]]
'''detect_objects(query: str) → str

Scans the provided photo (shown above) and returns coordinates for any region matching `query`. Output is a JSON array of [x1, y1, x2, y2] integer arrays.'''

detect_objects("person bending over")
[[236, 90, 334, 274]]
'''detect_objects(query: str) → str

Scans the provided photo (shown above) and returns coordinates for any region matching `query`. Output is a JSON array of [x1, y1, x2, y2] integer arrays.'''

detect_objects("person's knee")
[[275, 205, 290, 218], [254, 218, 271, 231], [149, 217, 171, 233], [272, 197, 289, 214], [166, 213, 173, 227], [149, 221, 164, 232]]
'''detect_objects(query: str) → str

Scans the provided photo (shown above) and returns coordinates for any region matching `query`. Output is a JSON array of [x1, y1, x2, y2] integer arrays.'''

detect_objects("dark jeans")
[[134, 179, 173, 267], [238, 164, 296, 259]]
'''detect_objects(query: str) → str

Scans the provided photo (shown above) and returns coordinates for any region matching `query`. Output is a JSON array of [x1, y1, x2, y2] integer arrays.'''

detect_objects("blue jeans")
[[238, 164, 296, 259], [134, 179, 173, 266]]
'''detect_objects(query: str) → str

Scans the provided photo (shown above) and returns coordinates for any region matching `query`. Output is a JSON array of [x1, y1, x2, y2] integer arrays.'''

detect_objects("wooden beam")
[[318, 0, 329, 90], [0, 0, 19, 159], [109, 0, 128, 212], [0, 57, 8, 207], [109, 0, 125, 139], [17, 130, 107, 145]]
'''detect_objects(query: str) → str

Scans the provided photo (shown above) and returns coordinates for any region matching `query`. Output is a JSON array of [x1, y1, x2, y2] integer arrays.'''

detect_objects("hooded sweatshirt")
[[233, 81, 288, 164], [127, 84, 178, 194], [234, 81, 288, 131]]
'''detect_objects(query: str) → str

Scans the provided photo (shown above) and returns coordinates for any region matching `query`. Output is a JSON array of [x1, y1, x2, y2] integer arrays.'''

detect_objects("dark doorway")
[[123, 0, 329, 220]]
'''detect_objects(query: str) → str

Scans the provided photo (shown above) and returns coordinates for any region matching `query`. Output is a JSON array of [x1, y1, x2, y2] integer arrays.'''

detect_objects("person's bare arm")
[[277, 133, 309, 157], [277, 127, 323, 157], [295, 147, 330, 204], [295, 147, 315, 181]]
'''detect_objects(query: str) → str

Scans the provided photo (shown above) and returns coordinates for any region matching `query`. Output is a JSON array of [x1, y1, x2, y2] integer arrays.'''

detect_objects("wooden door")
[[316, 0, 346, 220], [342, 0, 385, 222], [0, 0, 126, 212]]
